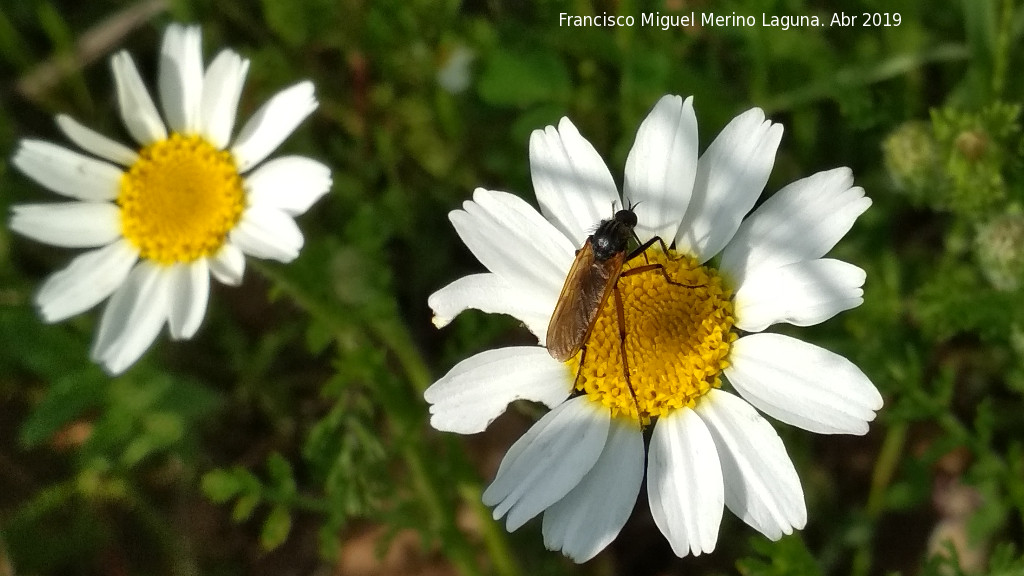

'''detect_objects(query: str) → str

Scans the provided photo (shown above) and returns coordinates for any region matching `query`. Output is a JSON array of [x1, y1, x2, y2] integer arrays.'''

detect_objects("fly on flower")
[[426, 94, 883, 563], [547, 203, 699, 421]]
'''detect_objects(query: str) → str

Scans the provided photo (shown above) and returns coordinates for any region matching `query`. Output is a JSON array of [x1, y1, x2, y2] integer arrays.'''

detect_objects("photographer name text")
[[558, 12, 902, 30]]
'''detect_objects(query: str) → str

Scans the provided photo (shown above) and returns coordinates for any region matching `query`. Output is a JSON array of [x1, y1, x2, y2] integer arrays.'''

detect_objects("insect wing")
[[546, 242, 624, 361]]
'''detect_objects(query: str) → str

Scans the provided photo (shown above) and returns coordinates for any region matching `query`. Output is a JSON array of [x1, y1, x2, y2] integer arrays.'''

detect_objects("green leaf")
[[201, 469, 243, 503], [988, 543, 1024, 574], [19, 372, 106, 448], [260, 505, 292, 551], [266, 452, 297, 497], [737, 535, 822, 576], [232, 492, 261, 522]]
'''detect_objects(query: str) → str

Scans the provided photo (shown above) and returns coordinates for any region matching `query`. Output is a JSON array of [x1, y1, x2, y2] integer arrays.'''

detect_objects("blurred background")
[[1, 0, 1023, 574]]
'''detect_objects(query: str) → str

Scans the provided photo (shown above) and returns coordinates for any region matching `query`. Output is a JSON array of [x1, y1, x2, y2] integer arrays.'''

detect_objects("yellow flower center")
[[118, 133, 246, 265], [568, 247, 735, 425]]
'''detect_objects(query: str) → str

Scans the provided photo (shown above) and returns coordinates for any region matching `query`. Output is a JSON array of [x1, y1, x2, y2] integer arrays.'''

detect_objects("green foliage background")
[[1, 0, 1023, 574]]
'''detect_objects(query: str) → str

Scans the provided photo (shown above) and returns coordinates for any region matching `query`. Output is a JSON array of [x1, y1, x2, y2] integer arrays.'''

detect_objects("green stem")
[[263, 489, 333, 514], [402, 443, 482, 576], [851, 421, 907, 576], [459, 482, 520, 576], [992, 0, 1014, 97], [762, 44, 970, 113], [367, 317, 433, 394], [867, 422, 907, 516]]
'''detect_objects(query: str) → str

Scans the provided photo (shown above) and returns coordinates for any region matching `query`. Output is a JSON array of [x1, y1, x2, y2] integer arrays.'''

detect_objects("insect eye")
[[617, 209, 637, 227]]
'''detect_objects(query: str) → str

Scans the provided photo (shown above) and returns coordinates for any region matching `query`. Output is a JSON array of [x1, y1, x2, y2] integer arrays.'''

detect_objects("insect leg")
[[627, 234, 686, 261], [571, 345, 588, 391], [621, 262, 703, 289], [623, 233, 704, 288], [613, 282, 644, 423]]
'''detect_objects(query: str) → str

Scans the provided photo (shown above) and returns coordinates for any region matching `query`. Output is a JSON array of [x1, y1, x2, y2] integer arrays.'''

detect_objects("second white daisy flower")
[[10, 24, 331, 374], [426, 95, 882, 562]]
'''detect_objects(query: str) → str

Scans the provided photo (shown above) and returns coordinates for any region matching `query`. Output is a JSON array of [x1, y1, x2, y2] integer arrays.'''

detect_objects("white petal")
[[530, 117, 621, 244], [245, 156, 331, 216], [55, 115, 138, 166], [91, 262, 172, 375], [734, 259, 866, 332], [167, 260, 210, 340], [229, 206, 304, 262], [721, 167, 871, 284], [648, 407, 724, 557], [231, 81, 318, 172], [450, 189, 576, 299], [695, 389, 806, 539], [158, 24, 204, 134], [35, 239, 138, 322], [483, 397, 609, 531], [10, 202, 121, 248], [676, 108, 782, 262], [427, 273, 554, 341], [111, 51, 167, 145], [12, 140, 123, 201], [725, 333, 883, 435], [424, 346, 571, 434], [209, 242, 246, 286], [542, 419, 643, 563], [624, 95, 698, 243], [199, 49, 250, 148]]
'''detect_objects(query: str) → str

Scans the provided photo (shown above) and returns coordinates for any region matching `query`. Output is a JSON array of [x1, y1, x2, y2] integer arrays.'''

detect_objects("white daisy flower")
[[425, 95, 882, 562], [9, 24, 331, 375]]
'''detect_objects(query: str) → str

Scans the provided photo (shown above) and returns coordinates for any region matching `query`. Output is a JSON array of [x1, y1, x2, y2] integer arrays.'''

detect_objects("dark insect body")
[[546, 205, 696, 420]]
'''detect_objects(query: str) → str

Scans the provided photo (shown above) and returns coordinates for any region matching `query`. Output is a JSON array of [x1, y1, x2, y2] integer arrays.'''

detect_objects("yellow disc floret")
[[119, 133, 245, 264], [568, 247, 735, 425]]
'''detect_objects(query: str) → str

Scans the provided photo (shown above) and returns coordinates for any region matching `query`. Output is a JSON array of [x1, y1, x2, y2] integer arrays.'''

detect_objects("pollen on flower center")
[[567, 248, 735, 425], [118, 133, 246, 265]]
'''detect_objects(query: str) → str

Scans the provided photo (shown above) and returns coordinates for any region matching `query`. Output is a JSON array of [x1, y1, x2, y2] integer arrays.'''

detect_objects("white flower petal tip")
[[721, 167, 872, 284], [696, 390, 807, 539], [677, 107, 784, 262], [209, 243, 246, 286], [648, 408, 724, 557], [90, 263, 172, 375], [542, 419, 644, 563], [440, 189, 575, 334], [483, 398, 610, 532], [12, 140, 123, 202], [245, 156, 332, 216], [726, 333, 883, 436], [111, 50, 167, 145], [529, 118, 620, 244], [9, 203, 121, 248], [232, 80, 319, 172], [167, 260, 210, 340], [624, 94, 698, 242], [201, 49, 250, 148], [424, 347, 570, 434], [427, 272, 555, 341], [229, 207, 304, 263], [159, 23, 204, 134], [55, 115, 139, 166], [455, 188, 577, 279], [734, 259, 866, 332], [35, 240, 138, 323]]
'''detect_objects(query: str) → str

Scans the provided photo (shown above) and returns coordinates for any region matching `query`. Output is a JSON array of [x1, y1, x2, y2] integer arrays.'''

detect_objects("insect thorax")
[[591, 219, 631, 261]]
